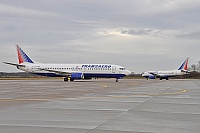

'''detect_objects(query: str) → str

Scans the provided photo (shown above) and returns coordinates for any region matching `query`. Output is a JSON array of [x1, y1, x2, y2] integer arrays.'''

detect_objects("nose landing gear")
[[116, 78, 118, 82]]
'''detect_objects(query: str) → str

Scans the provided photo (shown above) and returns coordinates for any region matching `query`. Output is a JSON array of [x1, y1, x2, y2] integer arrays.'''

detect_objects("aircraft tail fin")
[[178, 58, 189, 70], [16, 45, 34, 64]]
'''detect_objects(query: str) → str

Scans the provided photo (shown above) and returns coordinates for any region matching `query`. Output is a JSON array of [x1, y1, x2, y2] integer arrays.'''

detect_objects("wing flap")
[[40, 68, 72, 76]]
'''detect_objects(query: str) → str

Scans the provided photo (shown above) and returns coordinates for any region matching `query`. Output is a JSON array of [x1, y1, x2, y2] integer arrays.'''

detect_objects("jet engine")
[[71, 73, 84, 80], [149, 75, 156, 79]]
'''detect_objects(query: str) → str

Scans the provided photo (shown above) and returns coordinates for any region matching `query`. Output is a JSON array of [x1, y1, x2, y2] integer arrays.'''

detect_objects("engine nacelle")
[[71, 73, 84, 79], [149, 75, 156, 79]]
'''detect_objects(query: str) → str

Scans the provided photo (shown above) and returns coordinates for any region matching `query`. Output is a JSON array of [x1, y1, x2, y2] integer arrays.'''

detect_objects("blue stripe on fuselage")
[[33, 73, 63, 77], [83, 73, 126, 78], [33, 73, 126, 78]]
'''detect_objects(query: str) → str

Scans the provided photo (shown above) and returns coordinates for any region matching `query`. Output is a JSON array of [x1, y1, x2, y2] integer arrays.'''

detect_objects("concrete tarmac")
[[0, 79, 199, 133]]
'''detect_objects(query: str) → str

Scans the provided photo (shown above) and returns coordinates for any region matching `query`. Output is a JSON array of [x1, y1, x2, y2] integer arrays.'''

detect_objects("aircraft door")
[[112, 66, 116, 73], [72, 66, 79, 72], [31, 66, 41, 72]]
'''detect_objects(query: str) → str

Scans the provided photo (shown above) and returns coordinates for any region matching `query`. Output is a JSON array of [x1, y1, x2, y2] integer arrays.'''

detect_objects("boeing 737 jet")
[[142, 58, 189, 80], [3, 45, 131, 82]]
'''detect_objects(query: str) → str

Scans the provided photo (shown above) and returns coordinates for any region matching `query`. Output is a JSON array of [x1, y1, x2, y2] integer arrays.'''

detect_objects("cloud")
[[0, 0, 200, 73], [176, 31, 200, 40], [130, 0, 200, 16], [99, 27, 164, 38], [0, 3, 62, 19]]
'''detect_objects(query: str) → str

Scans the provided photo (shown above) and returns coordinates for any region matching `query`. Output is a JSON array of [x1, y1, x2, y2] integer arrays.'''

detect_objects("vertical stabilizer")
[[16, 45, 34, 64], [178, 58, 189, 70]]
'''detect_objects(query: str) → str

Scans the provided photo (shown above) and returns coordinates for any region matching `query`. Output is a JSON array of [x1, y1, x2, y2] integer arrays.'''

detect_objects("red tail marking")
[[17, 45, 23, 64], [184, 59, 188, 70]]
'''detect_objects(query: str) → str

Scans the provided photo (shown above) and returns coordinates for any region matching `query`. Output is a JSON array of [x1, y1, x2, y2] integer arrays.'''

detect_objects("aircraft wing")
[[2, 62, 25, 67], [40, 69, 72, 76], [149, 72, 158, 76]]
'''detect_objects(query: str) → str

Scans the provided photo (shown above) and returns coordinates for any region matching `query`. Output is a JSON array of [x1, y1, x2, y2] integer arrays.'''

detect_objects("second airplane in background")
[[142, 58, 189, 80]]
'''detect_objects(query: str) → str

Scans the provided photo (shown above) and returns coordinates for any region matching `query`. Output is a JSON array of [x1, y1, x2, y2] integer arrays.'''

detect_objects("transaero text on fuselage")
[[82, 65, 112, 68]]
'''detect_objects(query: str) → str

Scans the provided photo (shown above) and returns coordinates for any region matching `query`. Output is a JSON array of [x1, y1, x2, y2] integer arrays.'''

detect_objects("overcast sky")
[[0, 0, 200, 73]]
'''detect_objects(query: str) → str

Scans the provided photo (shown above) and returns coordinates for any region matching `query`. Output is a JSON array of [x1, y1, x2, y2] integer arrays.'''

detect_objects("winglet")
[[16, 45, 34, 64], [178, 58, 189, 70]]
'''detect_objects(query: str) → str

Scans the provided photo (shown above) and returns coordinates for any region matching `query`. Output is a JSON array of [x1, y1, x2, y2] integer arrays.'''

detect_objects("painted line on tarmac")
[[0, 89, 187, 102], [100, 83, 138, 88], [101, 85, 107, 87]]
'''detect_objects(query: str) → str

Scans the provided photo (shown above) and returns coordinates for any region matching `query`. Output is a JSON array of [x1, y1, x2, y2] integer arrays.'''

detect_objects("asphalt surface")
[[0, 79, 199, 133]]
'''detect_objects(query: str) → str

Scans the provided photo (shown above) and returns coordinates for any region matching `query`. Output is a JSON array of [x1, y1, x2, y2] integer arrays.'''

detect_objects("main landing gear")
[[160, 77, 169, 80], [64, 77, 74, 82], [64, 77, 68, 82]]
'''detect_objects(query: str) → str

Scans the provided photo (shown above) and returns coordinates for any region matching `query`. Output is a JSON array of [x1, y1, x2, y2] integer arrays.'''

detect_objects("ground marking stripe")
[[0, 90, 187, 102]]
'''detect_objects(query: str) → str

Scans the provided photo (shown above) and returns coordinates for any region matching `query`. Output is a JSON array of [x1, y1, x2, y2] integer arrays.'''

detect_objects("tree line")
[[188, 61, 200, 72]]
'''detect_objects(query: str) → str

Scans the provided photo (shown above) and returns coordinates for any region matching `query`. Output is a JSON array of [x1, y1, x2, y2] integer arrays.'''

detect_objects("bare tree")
[[197, 61, 200, 72], [190, 64, 197, 72]]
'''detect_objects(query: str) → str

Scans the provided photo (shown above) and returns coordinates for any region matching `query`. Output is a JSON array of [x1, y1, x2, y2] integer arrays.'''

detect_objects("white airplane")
[[3, 45, 131, 82], [142, 58, 189, 80]]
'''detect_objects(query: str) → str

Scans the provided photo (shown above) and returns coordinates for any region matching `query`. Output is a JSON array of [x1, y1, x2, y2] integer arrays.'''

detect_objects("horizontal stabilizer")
[[2, 62, 25, 67]]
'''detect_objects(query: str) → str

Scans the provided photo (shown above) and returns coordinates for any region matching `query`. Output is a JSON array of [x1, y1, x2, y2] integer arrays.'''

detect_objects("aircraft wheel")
[[160, 77, 162, 80], [64, 78, 68, 82], [70, 78, 74, 81], [166, 77, 169, 80], [116, 78, 118, 82]]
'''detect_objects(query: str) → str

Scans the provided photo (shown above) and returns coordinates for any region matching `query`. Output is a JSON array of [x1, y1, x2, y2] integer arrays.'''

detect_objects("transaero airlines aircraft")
[[142, 58, 189, 80], [3, 45, 131, 82]]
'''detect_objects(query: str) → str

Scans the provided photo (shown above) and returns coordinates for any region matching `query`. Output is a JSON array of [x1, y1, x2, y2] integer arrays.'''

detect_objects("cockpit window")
[[119, 68, 125, 70]]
